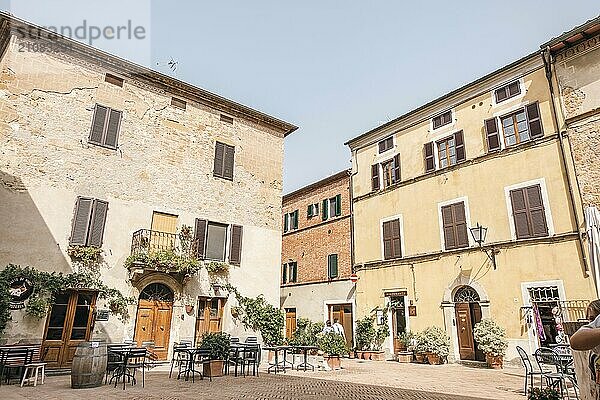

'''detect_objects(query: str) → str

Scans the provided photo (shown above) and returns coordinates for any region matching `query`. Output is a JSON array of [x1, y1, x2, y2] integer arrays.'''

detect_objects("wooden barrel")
[[71, 342, 107, 389]]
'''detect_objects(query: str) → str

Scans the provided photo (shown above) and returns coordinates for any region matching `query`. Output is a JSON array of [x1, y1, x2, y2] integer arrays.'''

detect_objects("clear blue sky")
[[4, 1, 600, 193]]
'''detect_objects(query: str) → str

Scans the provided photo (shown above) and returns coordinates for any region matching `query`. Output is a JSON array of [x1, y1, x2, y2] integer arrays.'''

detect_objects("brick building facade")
[[280, 170, 354, 346]]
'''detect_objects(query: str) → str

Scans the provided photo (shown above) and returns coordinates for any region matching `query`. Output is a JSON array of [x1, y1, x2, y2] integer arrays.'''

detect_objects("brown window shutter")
[[391, 219, 402, 258], [89, 105, 108, 145], [371, 164, 380, 191], [223, 144, 235, 180], [441, 205, 456, 249], [508, 81, 521, 97], [495, 87, 508, 103], [194, 218, 208, 259], [526, 185, 548, 237], [454, 131, 465, 162], [453, 202, 468, 247], [70, 197, 94, 246], [229, 225, 243, 265], [382, 220, 393, 260], [104, 109, 121, 149], [87, 199, 108, 247], [213, 142, 225, 178], [393, 154, 401, 182], [484, 118, 501, 152], [424, 142, 435, 172], [510, 188, 531, 239], [526, 102, 544, 139], [378, 141, 386, 153]]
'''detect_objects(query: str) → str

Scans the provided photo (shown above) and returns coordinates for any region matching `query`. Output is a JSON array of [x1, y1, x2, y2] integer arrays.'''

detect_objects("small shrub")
[[318, 332, 348, 356], [528, 387, 561, 400], [419, 327, 450, 357], [288, 318, 324, 347], [473, 319, 508, 357], [200, 332, 231, 360]]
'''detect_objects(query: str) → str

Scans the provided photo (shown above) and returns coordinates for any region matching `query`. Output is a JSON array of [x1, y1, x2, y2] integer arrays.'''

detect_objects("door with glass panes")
[[195, 297, 224, 345], [42, 291, 97, 368]]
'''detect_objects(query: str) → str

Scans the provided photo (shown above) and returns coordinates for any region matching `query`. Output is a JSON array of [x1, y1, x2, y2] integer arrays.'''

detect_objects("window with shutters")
[[381, 217, 402, 260], [440, 201, 469, 250], [283, 210, 299, 232], [378, 136, 394, 153], [494, 80, 521, 104], [326, 194, 342, 219], [327, 254, 338, 279], [88, 104, 122, 149], [282, 262, 297, 284], [432, 110, 452, 130], [194, 219, 243, 264], [485, 102, 543, 152], [373, 154, 400, 190], [213, 141, 235, 181], [426, 131, 465, 171], [69, 197, 109, 247], [437, 136, 457, 169], [307, 203, 319, 218], [509, 184, 549, 240]]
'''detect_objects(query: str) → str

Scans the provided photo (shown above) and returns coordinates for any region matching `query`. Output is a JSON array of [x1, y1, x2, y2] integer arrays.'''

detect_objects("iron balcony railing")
[[130, 229, 190, 256]]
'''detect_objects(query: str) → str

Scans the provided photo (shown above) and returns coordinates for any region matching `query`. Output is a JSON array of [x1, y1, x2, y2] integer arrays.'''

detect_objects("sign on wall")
[[96, 309, 110, 321], [9, 278, 34, 309]]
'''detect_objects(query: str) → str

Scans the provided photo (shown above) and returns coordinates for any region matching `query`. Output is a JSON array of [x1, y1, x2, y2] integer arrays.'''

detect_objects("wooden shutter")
[[484, 118, 501, 152], [508, 81, 521, 97], [229, 225, 243, 265], [291, 262, 297, 282], [453, 203, 468, 247], [510, 189, 532, 239], [89, 105, 107, 145], [328, 254, 338, 278], [393, 154, 401, 182], [293, 210, 299, 229], [526, 102, 543, 139], [378, 141, 386, 153], [194, 218, 208, 259], [441, 205, 456, 250], [526, 185, 548, 237], [335, 194, 342, 216], [70, 197, 93, 245], [223, 144, 235, 180], [283, 214, 289, 232], [213, 142, 225, 178], [495, 87, 507, 103], [383, 220, 401, 259], [322, 199, 329, 221], [282, 263, 288, 284], [103, 109, 121, 149], [87, 199, 108, 247], [424, 142, 435, 172], [454, 131, 465, 163], [307, 205, 312, 218], [371, 164, 380, 191], [391, 219, 402, 258]]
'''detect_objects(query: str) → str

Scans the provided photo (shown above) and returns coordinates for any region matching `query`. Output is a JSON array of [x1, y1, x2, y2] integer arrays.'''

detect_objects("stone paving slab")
[[0, 371, 504, 400]]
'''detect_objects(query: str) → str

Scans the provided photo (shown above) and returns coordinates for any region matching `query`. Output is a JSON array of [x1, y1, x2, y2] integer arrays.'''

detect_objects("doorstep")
[[454, 360, 488, 368]]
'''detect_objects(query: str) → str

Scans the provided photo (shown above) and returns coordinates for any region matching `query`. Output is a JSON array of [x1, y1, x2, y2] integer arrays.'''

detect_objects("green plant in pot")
[[200, 332, 231, 377], [397, 331, 414, 351], [289, 318, 324, 350], [473, 319, 508, 369], [318, 331, 348, 370], [354, 316, 376, 358], [421, 326, 450, 365], [412, 331, 428, 363], [527, 387, 561, 400]]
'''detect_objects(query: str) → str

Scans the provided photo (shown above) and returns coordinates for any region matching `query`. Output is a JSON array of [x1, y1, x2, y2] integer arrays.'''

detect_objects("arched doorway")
[[454, 286, 485, 361], [134, 283, 174, 360]]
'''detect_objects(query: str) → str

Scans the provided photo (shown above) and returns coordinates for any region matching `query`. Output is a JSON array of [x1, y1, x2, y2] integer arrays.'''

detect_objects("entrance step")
[[455, 360, 488, 368]]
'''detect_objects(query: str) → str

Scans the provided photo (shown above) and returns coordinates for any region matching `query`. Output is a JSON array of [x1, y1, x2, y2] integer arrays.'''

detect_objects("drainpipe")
[[349, 150, 358, 273], [541, 47, 590, 278]]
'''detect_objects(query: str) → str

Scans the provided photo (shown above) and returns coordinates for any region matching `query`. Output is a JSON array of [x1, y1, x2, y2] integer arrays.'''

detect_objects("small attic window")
[[171, 97, 187, 110], [220, 114, 234, 124], [105, 73, 124, 87]]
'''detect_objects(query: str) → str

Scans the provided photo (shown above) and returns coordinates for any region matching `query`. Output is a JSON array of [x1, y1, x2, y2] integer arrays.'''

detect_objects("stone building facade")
[[280, 170, 354, 346], [0, 14, 296, 366]]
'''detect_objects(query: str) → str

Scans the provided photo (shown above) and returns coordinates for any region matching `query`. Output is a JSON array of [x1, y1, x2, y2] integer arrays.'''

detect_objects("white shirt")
[[332, 323, 345, 338], [322, 326, 333, 334]]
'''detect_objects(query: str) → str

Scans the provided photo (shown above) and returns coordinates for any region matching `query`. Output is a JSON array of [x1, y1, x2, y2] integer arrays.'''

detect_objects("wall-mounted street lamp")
[[469, 223, 499, 270]]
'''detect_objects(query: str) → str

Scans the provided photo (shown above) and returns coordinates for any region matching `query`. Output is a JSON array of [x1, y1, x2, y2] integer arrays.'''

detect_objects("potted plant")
[[527, 387, 561, 400], [421, 326, 450, 365], [473, 319, 508, 369], [317, 332, 347, 370], [396, 331, 414, 363], [354, 316, 375, 359], [413, 331, 427, 363], [200, 332, 230, 377]]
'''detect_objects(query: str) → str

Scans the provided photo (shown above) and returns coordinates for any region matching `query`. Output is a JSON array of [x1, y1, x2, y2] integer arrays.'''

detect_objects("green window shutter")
[[293, 210, 299, 229], [327, 254, 338, 279], [307, 205, 312, 218], [335, 194, 342, 216], [284, 214, 289, 232], [282, 263, 288, 284], [322, 199, 328, 221], [291, 262, 297, 282]]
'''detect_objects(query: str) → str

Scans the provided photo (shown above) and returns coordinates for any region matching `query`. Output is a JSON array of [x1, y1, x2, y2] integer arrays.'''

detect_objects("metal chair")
[[0, 348, 33, 386], [244, 337, 258, 344], [516, 346, 544, 395], [240, 344, 261, 377], [535, 347, 578, 400], [169, 342, 191, 379], [114, 348, 148, 390]]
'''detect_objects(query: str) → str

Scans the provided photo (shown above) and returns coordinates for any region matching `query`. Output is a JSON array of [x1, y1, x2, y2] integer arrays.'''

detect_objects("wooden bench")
[[0, 344, 42, 385]]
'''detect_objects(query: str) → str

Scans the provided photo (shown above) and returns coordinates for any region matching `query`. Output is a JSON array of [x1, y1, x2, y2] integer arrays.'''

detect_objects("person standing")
[[332, 318, 346, 341], [322, 320, 333, 334]]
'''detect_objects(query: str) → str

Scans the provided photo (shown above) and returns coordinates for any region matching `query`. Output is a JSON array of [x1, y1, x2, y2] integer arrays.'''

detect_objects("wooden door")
[[42, 291, 97, 368], [285, 308, 297, 339], [134, 299, 173, 360], [195, 298, 223, 345], [455, 302, 475, 360], [329, 304, 353, 348]]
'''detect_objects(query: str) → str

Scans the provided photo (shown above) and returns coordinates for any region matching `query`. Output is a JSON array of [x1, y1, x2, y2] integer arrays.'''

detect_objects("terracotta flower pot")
[[370, 351, 386, 361], [203, 360, 224, 377], [486, 354, 503, 369], [397, 351, 413, 363], [326, 355, 341, 370], [414, 352, 425, 363], [426, 352, 442, 365]]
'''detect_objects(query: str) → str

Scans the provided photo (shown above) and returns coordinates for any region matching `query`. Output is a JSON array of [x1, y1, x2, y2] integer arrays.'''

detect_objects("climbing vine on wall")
[[0, 264, 135, 337]]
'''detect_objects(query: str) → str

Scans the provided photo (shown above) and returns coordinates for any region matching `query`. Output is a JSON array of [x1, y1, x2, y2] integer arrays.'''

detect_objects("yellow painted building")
[[346, 52, 596, 362]]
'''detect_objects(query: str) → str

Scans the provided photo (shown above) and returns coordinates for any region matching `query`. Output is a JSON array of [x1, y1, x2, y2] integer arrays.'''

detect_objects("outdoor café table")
[[229, 343, 260, 376], [107, 346, 141, 386], [177, 348, 210, 382], [264, 346, 293, 374], [292, 346, 318, 371]]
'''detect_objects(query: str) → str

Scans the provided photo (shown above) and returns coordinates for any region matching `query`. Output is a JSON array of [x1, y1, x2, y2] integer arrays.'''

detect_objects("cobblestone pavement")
[[0, 366, 520, 400], [285, 359, 525, 400]]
